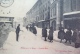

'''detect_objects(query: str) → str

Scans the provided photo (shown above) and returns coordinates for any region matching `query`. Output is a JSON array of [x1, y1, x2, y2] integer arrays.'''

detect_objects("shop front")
[[64, 12, 80, 30], [36, 20, 50, 29], [0, 16, 14, 27], [50, 18, 56, 30]]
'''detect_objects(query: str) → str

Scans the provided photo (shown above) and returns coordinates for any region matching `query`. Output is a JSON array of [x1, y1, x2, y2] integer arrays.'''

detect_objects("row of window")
[[64, 0, 80, 13], [36, 0, 50, 21], [50, 0, 80, 18], [50, 7, 56, 17]]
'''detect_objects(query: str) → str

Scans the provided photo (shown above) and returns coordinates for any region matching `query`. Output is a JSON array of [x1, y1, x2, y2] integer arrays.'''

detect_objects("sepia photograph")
[[0, 0, 80, 54]]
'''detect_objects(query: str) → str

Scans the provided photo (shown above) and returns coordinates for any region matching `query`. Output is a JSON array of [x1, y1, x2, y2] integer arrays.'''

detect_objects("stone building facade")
[[24, 0, 50, 28], [50, 0, 80, 30], [63, 0, 80, 30], [50, 0, 57, 30], [24, 0, 80, 30], [0, 16, 14, 27]]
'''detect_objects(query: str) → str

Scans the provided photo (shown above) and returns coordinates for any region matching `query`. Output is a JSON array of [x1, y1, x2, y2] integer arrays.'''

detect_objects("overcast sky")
[[0, 0, 37, 20]]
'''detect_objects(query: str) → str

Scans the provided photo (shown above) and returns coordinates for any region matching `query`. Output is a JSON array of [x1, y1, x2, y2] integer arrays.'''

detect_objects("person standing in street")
[[48, 27, 54, 42], [44, 27, 47, 41], [72, 29, 77, 43], [65, 28, 72, 44], [42, 27, 45, 37], [26, 25, 28, 30], [16, 24, 20, 41], [58, 27, 65, 43], [75, 29, 80, 48], [33, 26, 37, 36]]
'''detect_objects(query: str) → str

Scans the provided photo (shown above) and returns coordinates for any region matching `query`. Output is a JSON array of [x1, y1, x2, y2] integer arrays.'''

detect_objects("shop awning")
[[38, 20, 45, 22], [63, 11, 80, 16], [0, 21, 12, 23], [64, 17, 80, 20]]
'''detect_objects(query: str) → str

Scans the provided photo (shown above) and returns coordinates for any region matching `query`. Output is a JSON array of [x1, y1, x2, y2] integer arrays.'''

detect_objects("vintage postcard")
[[0, 0, 80, 54]]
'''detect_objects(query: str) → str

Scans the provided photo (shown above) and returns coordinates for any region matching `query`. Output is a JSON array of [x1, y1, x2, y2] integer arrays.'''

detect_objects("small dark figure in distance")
[[44, 27, 47, 41], [33, 26, 37, 36], [16, 24, 20, 41], [42, 27, 45, 37], [26, 25, 28, 30]]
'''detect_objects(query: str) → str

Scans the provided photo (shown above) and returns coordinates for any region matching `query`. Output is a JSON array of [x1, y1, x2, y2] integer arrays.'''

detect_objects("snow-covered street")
[[0, 27, 80, 54]]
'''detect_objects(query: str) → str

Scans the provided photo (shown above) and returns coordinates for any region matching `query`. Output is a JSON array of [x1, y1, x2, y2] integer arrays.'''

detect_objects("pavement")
[[0, 26, 80, 54]]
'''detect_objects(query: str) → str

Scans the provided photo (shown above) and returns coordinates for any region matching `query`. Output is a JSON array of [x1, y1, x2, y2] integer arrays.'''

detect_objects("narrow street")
[[0, 0, 80, 54], [0, 27, 80, 54]]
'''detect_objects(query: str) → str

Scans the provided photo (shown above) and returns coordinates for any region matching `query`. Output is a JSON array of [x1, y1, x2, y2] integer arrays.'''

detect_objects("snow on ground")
[[0, 26, 80, 54]]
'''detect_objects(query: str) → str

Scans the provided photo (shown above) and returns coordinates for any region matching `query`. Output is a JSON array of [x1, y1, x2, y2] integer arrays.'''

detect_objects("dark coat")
[[33, 27, 37, 34], [48, 29, 53, 40], [76, 31, 80, 43], [58, 30, 65, 39], [29, 26, 33, 32], [26, 26, 28, 30], [72, 31, 77, 42], [75, 31, 80, 48], [42, 28, 45, 37], [65, 30, 72, 40], [43, 28, 47, 37], [16, 26, 20, 34]]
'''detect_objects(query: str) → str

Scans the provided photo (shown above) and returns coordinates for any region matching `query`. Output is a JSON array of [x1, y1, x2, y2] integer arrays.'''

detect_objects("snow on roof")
[[63, 11, 80, 15], [38, 20, 45, 22], [0, 21, 12, 22]]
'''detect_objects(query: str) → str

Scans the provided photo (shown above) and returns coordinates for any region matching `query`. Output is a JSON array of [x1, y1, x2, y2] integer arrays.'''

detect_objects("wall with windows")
[[50, 0, 57, 30], [63, 0, 80, 13], [24, 0, 51, 28], [63, 0, 80, 29]]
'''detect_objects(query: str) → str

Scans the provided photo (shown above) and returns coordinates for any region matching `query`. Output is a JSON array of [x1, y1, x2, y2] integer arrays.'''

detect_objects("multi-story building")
[[24, 0, 80, 30], [63, 0, 80, 30], [24, 0, 50, 28], [50, 0, 57, 30], [50, 0, 80, 30], [23, 0, 40, 27], [50, 0, 64, 30], [0, 16, 14, 27]]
